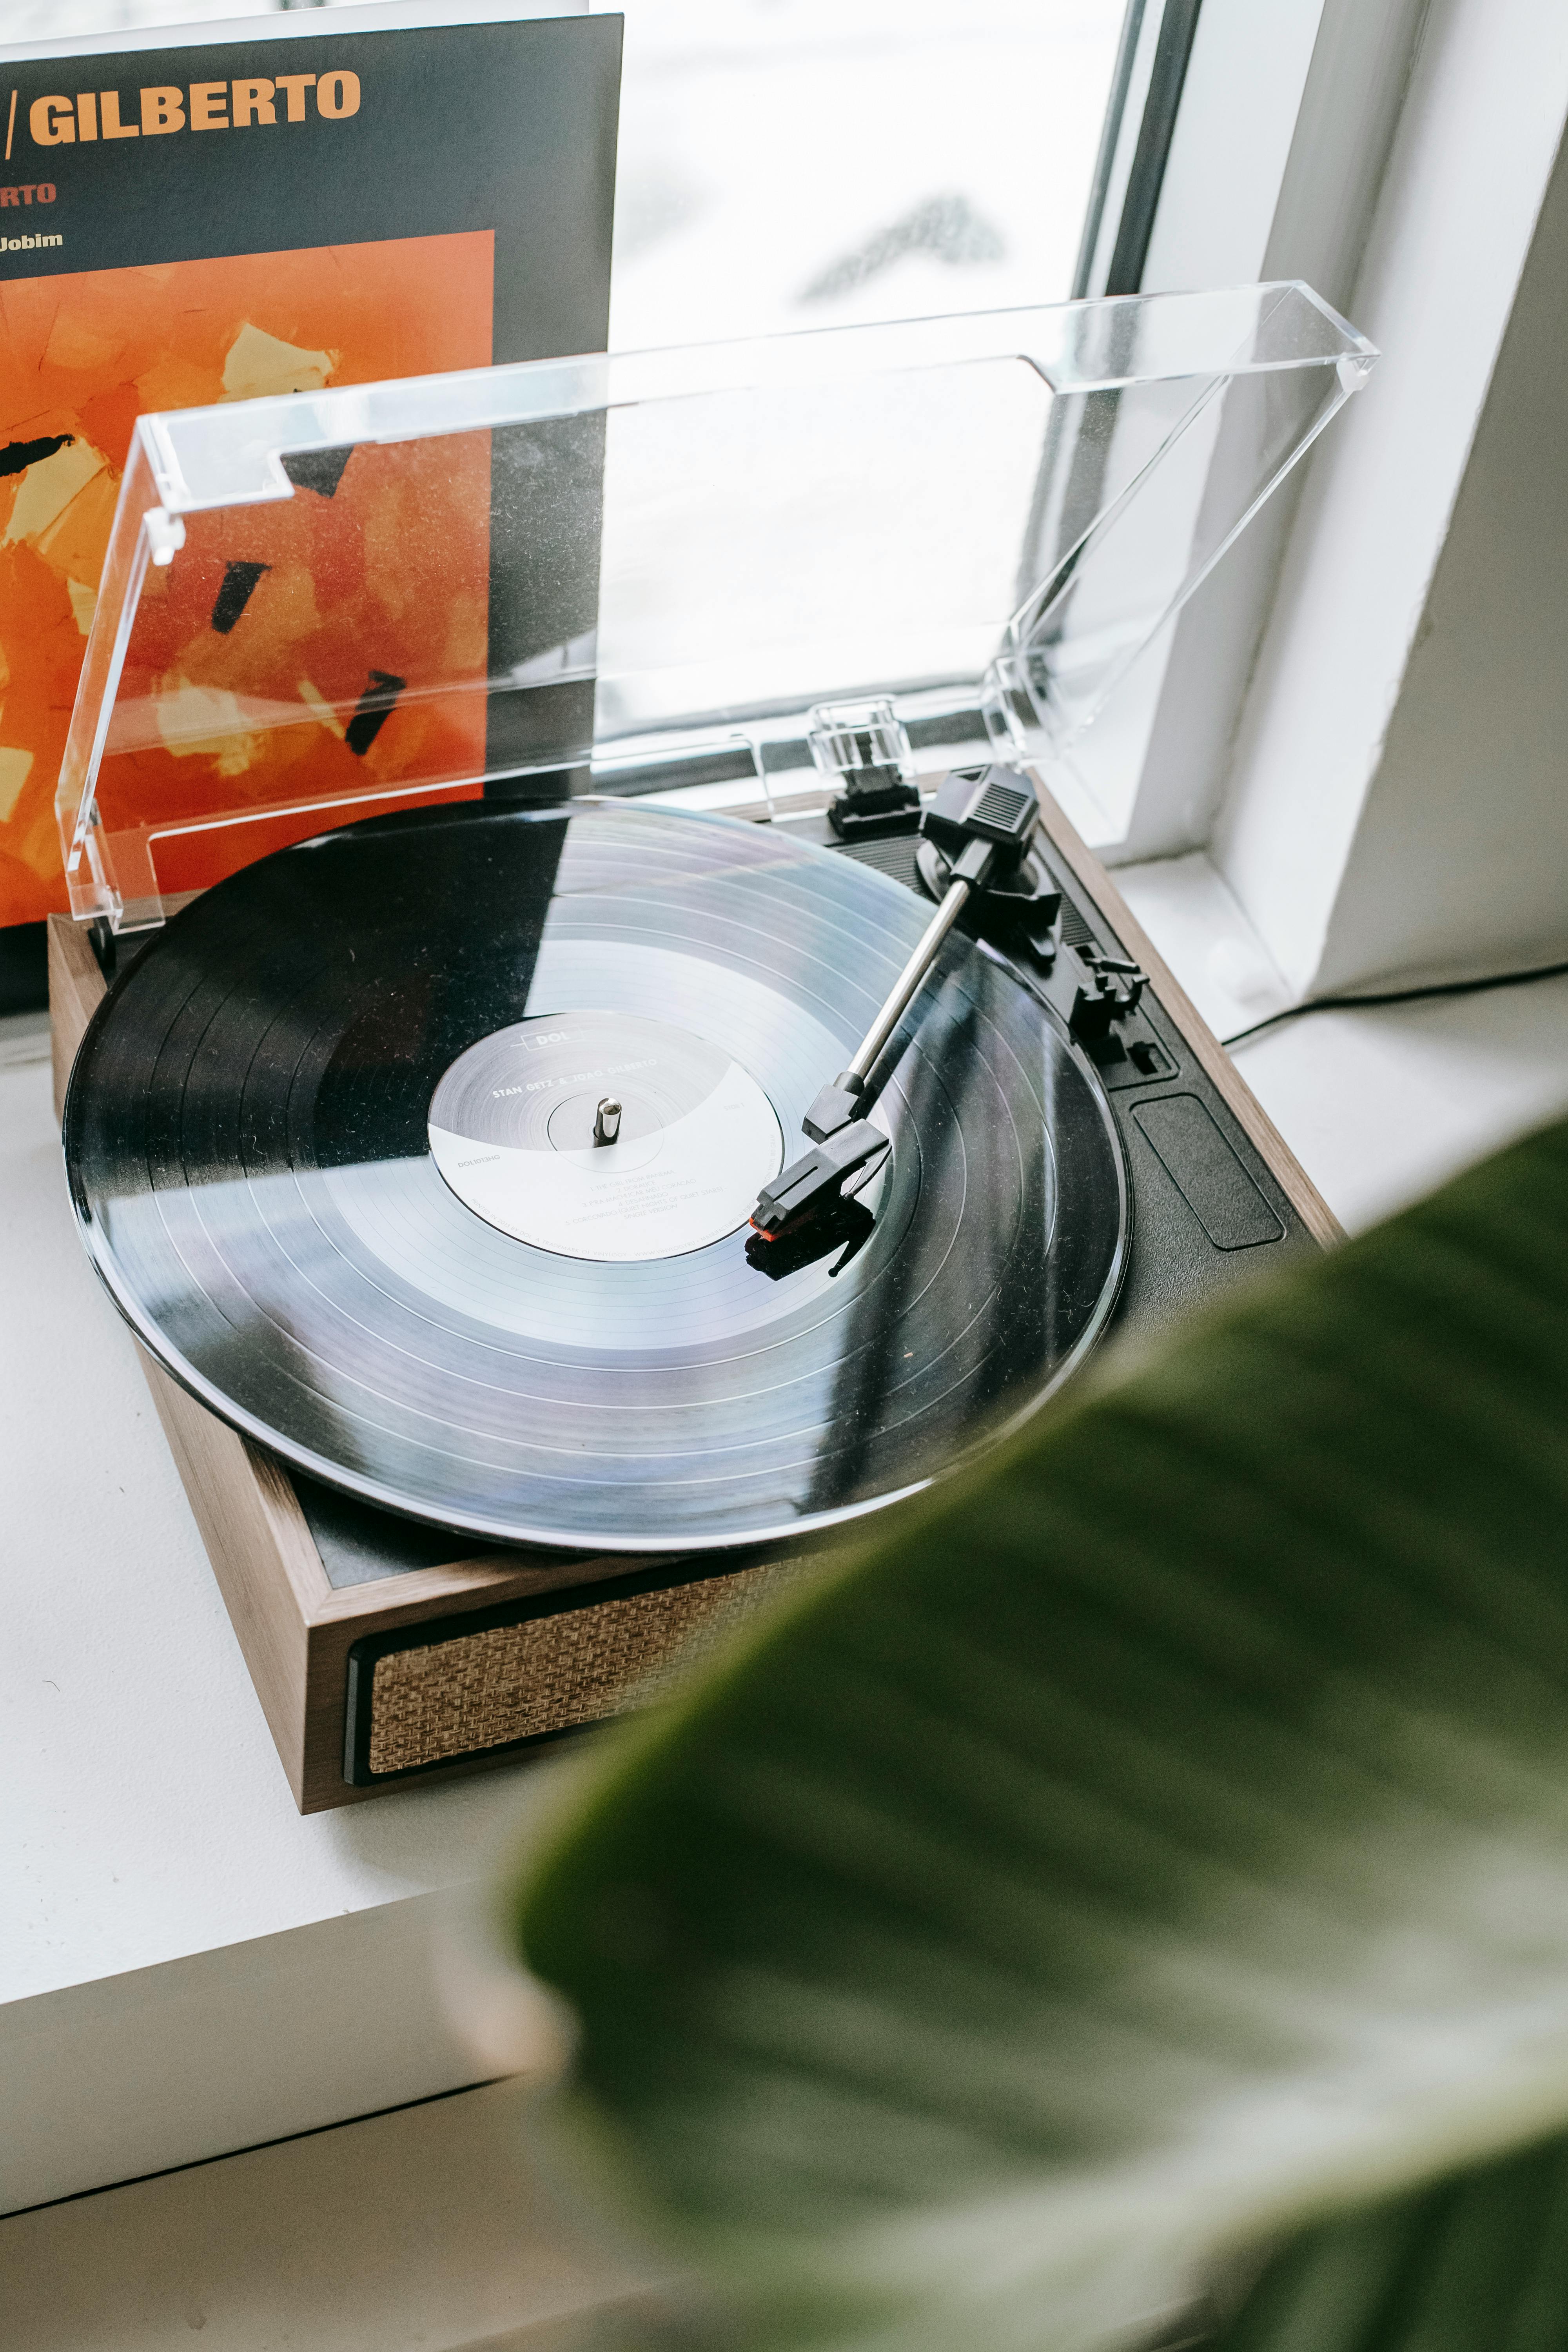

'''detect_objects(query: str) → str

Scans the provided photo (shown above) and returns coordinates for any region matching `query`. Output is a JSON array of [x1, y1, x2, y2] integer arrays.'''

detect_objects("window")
[[4, 0, 1381, 867], [595, 0, 1350, 856], [602, 0, 1127, 347]]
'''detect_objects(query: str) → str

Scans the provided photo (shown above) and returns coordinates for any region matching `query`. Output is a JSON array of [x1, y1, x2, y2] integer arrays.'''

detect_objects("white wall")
[[1210, 0, 1568, 994], [1108, 0, 1429, 865], [1310, 127, 1568, 988]]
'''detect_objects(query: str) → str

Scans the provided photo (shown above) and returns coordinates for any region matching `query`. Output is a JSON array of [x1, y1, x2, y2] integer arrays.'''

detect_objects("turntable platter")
[[64, 800, 1128, 1552]]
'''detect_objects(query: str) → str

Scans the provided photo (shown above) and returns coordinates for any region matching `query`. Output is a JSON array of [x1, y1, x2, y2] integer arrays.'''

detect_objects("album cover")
[[0, 13, 621, 939]]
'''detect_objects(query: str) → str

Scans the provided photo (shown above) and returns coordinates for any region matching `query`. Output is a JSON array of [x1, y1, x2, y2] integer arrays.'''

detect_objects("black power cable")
[[1222, 956, 1568, 1050]]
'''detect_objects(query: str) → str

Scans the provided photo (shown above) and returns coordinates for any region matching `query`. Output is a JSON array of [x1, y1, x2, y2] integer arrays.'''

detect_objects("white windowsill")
[[0, 2079, 656, 2352], [1118, 849, 1568, 1232]]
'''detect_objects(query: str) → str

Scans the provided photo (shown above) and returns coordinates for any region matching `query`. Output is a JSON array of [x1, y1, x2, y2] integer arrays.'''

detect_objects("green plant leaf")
[[508, 1119, 1568, 2352], [1208, 2126, 1568, 2352]]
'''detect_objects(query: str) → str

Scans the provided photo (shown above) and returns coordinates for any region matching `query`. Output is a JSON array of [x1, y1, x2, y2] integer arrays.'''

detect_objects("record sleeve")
[[0, 13, 621, 935]]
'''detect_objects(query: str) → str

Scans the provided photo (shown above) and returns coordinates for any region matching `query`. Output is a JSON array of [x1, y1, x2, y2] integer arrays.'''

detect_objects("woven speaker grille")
[[368, 1562, 795, 1774]]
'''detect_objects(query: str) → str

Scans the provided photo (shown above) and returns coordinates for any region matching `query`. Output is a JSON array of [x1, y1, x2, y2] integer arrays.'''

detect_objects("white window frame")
[[1120, 0, 1568, 1013], [1043, 0, 1431, 864]]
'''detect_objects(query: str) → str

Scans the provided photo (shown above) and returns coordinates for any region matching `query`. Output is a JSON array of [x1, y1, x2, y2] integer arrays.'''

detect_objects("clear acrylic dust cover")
[[56, 281, 1375, 933]]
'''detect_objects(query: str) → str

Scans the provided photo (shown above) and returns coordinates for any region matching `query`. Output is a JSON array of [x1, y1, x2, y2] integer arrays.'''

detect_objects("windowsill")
[[0, 1047, 566, 2213], [0, 2079, 656, 2350], [1118, 849, 1568, 1232], [0, 1007, 49, 1071]]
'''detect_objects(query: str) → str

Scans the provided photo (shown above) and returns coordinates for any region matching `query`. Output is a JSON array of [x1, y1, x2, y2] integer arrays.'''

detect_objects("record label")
[[426, 1011, 783, 1261]]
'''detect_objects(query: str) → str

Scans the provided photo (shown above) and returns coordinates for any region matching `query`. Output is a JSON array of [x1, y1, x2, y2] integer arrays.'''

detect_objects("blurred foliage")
[[506, 1118, 1568, 2351], [1210, 2127, 1568, 2352]]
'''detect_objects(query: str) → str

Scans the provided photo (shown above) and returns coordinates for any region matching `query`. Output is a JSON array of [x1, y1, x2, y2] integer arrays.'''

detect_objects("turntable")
[[49, 288, 1370, 1807]]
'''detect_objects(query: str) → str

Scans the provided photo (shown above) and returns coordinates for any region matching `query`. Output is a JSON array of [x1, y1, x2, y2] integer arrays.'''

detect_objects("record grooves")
[[64, 800, 1129, 1553]]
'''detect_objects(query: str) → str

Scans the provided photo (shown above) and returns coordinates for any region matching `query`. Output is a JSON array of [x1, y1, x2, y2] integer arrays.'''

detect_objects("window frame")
[[1031, 0, 1433, 862]]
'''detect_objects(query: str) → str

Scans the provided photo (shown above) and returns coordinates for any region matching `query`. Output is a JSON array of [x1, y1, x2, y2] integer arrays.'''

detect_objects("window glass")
[[604, 0, 1128, 346], [0, 0, 267, 34]]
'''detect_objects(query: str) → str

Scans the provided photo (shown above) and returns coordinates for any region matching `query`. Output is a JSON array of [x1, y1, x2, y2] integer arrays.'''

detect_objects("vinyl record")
[[64, 800, 1129, 1552]]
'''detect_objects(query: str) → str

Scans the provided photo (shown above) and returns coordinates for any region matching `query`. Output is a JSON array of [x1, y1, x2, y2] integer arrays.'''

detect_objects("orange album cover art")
[[0, 230, 494, 926]]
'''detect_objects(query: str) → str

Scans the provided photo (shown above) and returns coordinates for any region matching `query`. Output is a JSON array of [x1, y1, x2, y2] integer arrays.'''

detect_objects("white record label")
[[427, 1011, 784, 1261]]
